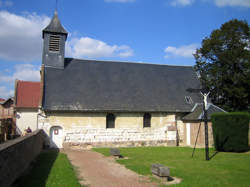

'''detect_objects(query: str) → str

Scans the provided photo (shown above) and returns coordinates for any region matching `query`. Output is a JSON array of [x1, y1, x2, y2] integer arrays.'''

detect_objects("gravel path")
[[65, 149, 158, 187]]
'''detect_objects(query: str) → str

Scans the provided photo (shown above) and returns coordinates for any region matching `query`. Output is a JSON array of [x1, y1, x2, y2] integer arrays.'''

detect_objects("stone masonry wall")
[[38, 112, 179, 148], [0, 130, 47, 187]]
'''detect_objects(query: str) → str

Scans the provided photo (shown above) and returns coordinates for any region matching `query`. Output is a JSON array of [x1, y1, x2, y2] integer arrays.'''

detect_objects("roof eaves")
[[43, 108, 192, 113], [210, 103, 227, 113]]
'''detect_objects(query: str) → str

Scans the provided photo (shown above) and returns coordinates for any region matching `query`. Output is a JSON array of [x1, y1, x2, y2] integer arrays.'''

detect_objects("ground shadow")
[[13, 149, 59, 187], [209, 151, 219, 160], [208, 136, 230, 160]]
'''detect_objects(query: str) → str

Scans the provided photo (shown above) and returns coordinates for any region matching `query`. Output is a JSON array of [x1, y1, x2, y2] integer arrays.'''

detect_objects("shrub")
[[211, 112, 249, 152]]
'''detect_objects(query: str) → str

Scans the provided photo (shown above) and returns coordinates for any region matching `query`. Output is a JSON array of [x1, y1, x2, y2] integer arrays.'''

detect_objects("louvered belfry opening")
[[143, 113, 151, 128], [49, 35, 60, 52], [106, 113, 115, 128]]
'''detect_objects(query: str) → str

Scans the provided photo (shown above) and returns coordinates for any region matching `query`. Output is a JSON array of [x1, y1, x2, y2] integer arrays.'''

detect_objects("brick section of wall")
[[0, 130, 47, 187], [188, 122, 214, 147]]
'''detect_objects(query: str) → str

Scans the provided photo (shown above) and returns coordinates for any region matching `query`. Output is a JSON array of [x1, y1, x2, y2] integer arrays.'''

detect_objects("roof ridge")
[[65, 58, 194, 68], [17, 80, 40, 83]]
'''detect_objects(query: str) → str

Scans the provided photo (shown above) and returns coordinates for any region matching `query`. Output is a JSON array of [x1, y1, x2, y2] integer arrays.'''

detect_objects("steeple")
[[43, 10, 68, 38], [42, 11, 68, 69]]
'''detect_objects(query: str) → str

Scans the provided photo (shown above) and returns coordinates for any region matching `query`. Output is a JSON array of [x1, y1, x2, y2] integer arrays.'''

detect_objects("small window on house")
[[106, 113, 115, 128], [185, 96, 193, 104], [143, 113, 151, 128], [49, 35, 60, 52]]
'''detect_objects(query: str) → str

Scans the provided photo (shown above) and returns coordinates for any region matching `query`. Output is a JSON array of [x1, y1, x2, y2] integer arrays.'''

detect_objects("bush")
[[211, 112, 249, 152]]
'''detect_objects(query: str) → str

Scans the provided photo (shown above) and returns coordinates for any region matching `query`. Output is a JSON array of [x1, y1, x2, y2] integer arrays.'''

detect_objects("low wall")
[[0, 129, 47, 187]]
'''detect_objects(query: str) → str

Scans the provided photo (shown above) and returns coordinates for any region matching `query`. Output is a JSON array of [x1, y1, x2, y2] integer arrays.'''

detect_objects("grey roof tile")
[[43, 58, 203, 112]]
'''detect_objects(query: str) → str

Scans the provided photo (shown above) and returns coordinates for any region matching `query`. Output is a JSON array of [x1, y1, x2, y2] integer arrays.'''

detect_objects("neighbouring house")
[[0, 98, 16, 143], [15, 80, 41, 135], [38, 11, 225, 148]]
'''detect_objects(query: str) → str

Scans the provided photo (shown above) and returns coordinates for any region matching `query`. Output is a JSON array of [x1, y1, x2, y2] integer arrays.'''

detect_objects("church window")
[[106, 113, 115, 128], [49, 35, 60, 52], [143, 113, 151, 128]]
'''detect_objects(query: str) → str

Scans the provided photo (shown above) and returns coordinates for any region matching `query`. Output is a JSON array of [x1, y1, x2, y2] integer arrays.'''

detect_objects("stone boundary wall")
[[0, 129, 47, 187]]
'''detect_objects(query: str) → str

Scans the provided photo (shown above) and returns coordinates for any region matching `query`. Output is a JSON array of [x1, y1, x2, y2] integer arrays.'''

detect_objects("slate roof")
[[0, 98, 5, 104], [182, 103, 226, 121], [43, 58, 203, 112], [43, 11, 68, 38], [0, 97, 13, 106], [16, 81, 41, 108]]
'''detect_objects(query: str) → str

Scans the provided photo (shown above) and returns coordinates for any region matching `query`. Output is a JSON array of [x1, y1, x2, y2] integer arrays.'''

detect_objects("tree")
[[194, 19, 250, 112]]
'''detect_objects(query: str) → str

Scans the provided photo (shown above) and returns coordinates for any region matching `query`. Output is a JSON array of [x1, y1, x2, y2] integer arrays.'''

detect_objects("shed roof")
[[43, 58, 203, 112], [16, 81, 40, 108], [182, 103, 226, 121]]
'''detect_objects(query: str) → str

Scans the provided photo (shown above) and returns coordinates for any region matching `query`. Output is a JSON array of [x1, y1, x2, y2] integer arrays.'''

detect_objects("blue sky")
[[0, 0, 249, 98]]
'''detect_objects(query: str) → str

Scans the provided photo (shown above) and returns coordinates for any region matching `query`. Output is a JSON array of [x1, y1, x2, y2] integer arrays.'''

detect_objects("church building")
[[38, 11, 225, 148]]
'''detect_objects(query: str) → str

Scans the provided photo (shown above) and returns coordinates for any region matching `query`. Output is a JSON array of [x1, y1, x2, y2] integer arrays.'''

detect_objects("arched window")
[[106, 113, 115, 128], [143, 113, 151, 128]]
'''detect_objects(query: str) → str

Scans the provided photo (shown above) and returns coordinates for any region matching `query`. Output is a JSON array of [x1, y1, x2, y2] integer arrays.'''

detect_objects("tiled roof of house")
[[43, 58, 203, 112], [0, 98, 5, 104], [16, 81, 40, 108]]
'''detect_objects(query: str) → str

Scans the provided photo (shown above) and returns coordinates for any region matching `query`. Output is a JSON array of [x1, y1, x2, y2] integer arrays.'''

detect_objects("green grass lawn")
[[17, 150, 82, 187], [93, 147, 250, 187]]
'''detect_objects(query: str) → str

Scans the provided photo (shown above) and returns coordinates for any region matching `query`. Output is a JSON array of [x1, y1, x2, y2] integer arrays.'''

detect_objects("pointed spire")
[[43, 10, 68, 38]]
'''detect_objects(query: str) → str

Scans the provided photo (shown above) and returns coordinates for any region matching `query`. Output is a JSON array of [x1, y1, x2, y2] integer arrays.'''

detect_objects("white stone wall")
[[177, 120, 185, 145], [16, 108, 38, 135], [64, 126, 168, 143], [38, 112, 182, 147]]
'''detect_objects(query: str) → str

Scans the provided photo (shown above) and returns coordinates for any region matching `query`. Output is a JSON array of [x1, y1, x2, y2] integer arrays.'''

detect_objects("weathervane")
[[56, 0, 58, 11]]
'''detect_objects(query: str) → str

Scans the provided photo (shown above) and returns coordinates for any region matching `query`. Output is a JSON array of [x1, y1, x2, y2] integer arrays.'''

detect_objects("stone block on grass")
[[151, 164, 170, 177], [110, 148, 121, 156]]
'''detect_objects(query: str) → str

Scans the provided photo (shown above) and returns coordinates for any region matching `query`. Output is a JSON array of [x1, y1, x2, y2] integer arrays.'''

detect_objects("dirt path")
[[65, 149, 158, 187]]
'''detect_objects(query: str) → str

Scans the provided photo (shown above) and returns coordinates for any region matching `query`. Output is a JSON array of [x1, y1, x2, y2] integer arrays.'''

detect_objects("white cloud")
[[170, 0, 195, 6], [214, 0, 250, 8], [0, 0, 12, 7], [66, 37, 134, 58], [0, 64, 40, 83], [104, 0, 135, 3], [0, 86, 13, 98], [0, 11, 50, 62], [164, 44, 199, 58], [0, 11, 133, 62]]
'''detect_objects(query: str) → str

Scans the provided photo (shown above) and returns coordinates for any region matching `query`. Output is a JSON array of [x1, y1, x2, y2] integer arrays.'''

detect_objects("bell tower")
[[42, 11, 68, 69]]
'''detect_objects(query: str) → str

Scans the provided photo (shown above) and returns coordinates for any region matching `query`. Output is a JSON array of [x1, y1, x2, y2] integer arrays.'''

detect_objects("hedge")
[[211, 112, 249, 152]]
